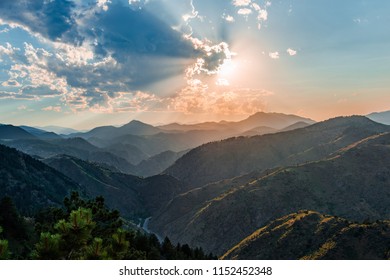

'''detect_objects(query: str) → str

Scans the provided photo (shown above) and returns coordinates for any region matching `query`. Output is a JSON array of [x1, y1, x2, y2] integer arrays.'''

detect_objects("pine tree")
[[108, 228, 130, 259], [33, 208, 97, 259], [55, 208, 96, 259], [32, 232, 62, 259], [83, 237, 108, 260]]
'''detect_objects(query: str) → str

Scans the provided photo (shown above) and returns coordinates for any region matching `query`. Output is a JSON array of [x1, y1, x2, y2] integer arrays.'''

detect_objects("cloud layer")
[[0, 0, 274, 115]]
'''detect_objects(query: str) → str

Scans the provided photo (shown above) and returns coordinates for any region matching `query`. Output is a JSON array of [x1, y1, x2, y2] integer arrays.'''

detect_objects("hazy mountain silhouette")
[[166, 116, 389, 187], [279, 121, 311, 132], [159, 112, 314, 133], [19, 126, 62, 140], [37, 125, 81, 135], [69, 120, 162, 140], [238, 126, 278, 137], [367, 110, 390, 125]]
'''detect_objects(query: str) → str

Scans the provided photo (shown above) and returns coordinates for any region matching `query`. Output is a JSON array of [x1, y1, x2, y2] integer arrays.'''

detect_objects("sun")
[[215, 58, 239, 86], [218, 59, 237, 78]]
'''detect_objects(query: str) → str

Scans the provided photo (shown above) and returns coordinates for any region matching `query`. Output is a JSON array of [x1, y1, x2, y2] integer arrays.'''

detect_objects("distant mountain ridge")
[[367, 110, 390, 125], [71, 112, 316, 167], [20, 126, 62, 140], [1, 112, 317, 177], [159, 112, 315, 133], [165, 116, 389, 187], [69, 120, 162, 140], [37, 125, 81, 135]]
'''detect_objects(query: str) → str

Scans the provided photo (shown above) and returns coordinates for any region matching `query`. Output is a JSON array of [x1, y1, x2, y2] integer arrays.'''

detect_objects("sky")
[[0, 0, 390, 129]]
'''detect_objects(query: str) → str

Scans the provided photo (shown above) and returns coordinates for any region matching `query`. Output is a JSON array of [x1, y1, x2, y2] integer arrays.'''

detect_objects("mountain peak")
[[236, 112, 315, 130], [122, 119, 151, 127]]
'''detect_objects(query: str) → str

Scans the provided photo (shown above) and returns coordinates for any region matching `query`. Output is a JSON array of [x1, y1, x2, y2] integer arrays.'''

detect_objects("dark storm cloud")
[[0, 0, 196, 58], [0, 0, 79, 42], [89, 2, 196, 60]]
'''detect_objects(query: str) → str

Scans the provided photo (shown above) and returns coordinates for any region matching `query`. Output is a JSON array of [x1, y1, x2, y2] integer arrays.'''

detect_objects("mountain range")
[[151, 117, 390, 255], [1, 111, 390, 259], [165, 116, 389, 187], [158, 112, 315, 132], [0, 112, 316, 177]]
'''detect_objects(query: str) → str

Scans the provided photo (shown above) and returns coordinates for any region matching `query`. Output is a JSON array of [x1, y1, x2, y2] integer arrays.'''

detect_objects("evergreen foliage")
[[1, 193, 213, 260]]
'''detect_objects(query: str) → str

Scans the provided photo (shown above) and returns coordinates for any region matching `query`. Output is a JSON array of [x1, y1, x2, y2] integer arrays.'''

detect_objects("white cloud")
[[223, 14, 235, 22], [287, 48, 297, 56], [53, 42, 94, 66], [233, 2, 269, 27], [233, 0, 252, 6], [171, 82, 272, 116], [353, 18, 368, 24], [0, 42, 19, 61], [252, 3, 261, 10], [0, 91, 36, 100], [42, 106, 62, 112], [237, 8, 252, 15], [1, 79, 20, 87], [97, 0, 111, 11], [1, 41, 166, 113], [216, 78, 230, 86], [269, 51, 279, 59], [257, 9, 268, 21], [185, 37, 234, 77], [110, 91, 163, 113], [182, 0, 199, 23], [128, 0, 141, 4], [9, 43, 68, 96]]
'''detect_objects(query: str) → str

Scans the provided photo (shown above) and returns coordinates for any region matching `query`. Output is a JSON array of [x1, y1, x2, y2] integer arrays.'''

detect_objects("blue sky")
[[0, 0, 389, 129]]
